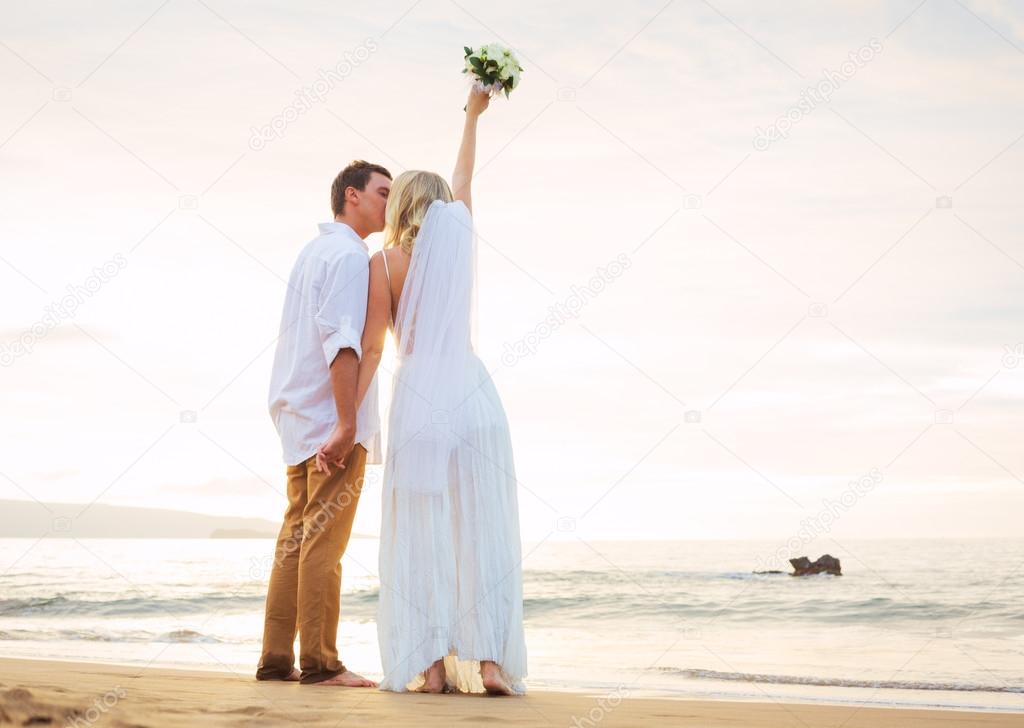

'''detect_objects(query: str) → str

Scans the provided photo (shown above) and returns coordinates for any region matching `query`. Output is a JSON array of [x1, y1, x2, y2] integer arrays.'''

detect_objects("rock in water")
[[789, 554, 841, 576]]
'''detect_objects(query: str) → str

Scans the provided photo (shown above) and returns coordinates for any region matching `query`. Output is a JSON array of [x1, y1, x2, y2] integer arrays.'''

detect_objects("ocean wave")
[[3, 587, 1015, 628], [0, 594, 266, 617], [0, 628, 226, 644], [527, 569, 756, 582], [520, 592, 1011, 623], [649, 667, 1024, 693], [155, 629, 223, 643], [0, 587, 384, 619]]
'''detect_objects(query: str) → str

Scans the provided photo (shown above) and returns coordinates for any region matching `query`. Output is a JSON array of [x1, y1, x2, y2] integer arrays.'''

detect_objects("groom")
[[258, 160, 392, 686]]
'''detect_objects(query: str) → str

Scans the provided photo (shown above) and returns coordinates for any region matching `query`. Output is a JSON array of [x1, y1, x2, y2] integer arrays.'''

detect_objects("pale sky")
[[1, 0, 1022, 543]]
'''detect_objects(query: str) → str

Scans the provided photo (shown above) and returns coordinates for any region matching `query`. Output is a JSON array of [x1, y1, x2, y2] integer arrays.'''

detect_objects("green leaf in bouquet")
[[464, 46, 473, 56], [469, 56, 484, 71]]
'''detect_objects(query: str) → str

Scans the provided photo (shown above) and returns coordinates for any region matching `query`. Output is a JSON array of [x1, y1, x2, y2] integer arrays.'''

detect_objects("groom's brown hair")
[[331, 160, 392, 216]]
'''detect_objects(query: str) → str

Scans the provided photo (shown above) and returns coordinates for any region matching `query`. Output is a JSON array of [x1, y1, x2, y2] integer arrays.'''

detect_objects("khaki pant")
[[256, 444, 367, 684]]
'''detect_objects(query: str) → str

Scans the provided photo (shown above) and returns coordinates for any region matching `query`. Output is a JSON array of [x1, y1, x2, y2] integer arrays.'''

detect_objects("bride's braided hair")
[[383, 170, 454, 254]]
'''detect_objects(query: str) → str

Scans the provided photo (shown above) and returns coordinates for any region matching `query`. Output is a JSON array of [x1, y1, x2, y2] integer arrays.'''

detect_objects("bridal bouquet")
[[462, 43, 524, 98]]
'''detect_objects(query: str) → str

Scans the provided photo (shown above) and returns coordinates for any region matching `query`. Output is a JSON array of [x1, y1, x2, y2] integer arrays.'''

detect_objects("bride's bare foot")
[[480, 660, 513, 695], [314, 670, 378, 687], [415, 659, 448, 693]]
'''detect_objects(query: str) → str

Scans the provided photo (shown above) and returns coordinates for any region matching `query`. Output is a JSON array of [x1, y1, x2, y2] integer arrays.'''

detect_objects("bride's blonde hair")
[[383, 170, 454, 254]]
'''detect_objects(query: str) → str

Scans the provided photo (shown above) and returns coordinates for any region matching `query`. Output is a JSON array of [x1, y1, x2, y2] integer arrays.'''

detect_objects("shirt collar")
[[318, 221, 368, 251]]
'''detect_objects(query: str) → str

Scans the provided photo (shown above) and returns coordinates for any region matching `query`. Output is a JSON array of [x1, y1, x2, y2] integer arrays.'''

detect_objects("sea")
[[0, 537, 1021, 712]]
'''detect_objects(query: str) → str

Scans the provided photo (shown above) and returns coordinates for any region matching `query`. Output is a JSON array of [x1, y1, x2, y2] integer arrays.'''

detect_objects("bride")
[[353, 85, 527, 695]]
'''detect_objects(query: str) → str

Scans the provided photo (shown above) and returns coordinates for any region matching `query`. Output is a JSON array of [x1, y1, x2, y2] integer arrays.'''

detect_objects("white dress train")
[[376, 199, 527, 694]]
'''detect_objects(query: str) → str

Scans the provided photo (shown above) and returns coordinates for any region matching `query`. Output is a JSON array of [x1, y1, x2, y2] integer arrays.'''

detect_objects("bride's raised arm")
[[451, 85, 490, 214]]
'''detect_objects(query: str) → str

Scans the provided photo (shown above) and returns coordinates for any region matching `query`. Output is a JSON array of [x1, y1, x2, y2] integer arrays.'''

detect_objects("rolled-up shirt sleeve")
[[313, 250, 369, 365]]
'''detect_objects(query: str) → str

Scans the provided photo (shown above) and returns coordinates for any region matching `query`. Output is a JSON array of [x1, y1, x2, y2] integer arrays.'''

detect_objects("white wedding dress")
[[377, 199, 527, 694]]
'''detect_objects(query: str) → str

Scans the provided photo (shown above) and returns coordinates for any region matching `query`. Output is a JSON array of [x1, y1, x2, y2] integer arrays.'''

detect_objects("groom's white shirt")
[[268, 221, 381, 466]]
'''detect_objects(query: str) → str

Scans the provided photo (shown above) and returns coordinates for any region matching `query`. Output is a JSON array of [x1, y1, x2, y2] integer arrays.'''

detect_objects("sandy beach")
[[0, 658, 1017, 728]]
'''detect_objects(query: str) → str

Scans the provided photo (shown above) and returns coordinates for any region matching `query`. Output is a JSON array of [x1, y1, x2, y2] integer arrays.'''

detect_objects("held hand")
[[465, 84, 490, 116], [315, 422, 356, 475]]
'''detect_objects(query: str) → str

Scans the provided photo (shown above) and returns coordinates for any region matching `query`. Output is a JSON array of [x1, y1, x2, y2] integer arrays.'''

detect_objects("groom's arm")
[[327, 347, 358, 438], [316, 349, 357, 473], [314, 250, 370, 469]]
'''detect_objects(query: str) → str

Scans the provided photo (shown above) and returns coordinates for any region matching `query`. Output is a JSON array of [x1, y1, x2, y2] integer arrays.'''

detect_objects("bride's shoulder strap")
[[381, 248, 392, 286]]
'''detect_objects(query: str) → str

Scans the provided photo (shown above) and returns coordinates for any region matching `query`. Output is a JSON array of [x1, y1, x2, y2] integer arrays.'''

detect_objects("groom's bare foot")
[[480, 661, 513, 696], [314, 670, 378, 688], [415, 659, 448, 693]]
